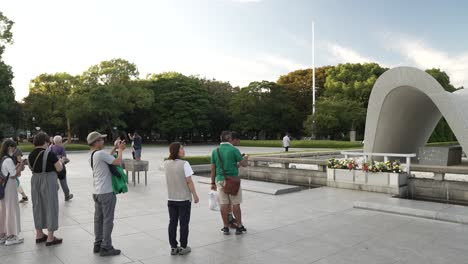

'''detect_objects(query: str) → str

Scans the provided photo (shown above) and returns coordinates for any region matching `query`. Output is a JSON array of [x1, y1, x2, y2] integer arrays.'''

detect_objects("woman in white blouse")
[[0, 139, 24, 246]]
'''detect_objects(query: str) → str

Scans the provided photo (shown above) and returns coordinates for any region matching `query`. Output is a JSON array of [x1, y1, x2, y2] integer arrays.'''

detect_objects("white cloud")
[[261, 55, 308, 72], [327, 43, 374, 64], [388, 36, 468, 88]]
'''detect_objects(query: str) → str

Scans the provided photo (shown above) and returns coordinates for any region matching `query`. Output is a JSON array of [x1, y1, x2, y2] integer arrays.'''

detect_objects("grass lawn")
[[239, 140, 362, 149], [182, 149, 340, 165], [17, 143, 90, 152]]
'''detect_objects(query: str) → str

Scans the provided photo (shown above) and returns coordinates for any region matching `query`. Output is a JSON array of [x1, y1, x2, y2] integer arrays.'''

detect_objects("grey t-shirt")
[[91, 150, 115, 194]]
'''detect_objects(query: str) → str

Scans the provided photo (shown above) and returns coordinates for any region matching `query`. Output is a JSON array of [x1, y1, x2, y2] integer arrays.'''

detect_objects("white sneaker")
[[0, 236, 6, 245], [5, 236, 24, 246]]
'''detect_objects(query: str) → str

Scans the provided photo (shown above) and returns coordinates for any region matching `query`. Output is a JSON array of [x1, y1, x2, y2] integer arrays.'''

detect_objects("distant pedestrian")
[[0, 139, 25, 246], [88, 131, 125, 257], [165, 142, 199, 255], [128, 132, 142, 161], [210, 131, 248, 235], [28, 132, 64, 246], [283, 133, 291, 152], [50, 136, 73, 201]]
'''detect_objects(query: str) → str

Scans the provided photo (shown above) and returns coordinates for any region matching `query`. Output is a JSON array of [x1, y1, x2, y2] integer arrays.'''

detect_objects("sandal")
[[35, 234, 48, 244], [45, 237, 63, 246]]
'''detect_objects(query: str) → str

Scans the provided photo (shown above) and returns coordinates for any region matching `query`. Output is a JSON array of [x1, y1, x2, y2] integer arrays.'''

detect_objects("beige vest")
[[165, 160, 192, 201]]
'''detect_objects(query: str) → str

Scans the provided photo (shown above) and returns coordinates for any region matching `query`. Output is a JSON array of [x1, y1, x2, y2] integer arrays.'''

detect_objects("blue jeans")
[[134, 148, 142, 159]]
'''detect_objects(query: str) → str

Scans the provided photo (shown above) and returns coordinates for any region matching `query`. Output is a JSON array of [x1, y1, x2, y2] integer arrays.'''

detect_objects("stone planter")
[[354, 171, 367, 184], [327, 168, 407, 195], [367, 172, 389, 185], [389, 172, 407, 186], [334, 169, 354, 183], [326, 168, 335, 181]]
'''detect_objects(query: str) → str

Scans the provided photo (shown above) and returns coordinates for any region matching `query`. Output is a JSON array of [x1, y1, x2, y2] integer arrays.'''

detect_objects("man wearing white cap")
[[87, 131, 125, 257]]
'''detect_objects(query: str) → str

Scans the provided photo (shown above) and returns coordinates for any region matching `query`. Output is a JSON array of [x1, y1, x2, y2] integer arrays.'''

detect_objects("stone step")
[[196, 177, 303, 195], [354, 196, 468, 224]]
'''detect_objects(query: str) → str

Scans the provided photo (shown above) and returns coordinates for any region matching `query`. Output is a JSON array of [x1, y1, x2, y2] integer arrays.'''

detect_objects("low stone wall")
[[407, 178, 468, 205], [192, 164, 327, 187], [238, 166, 326, 187]]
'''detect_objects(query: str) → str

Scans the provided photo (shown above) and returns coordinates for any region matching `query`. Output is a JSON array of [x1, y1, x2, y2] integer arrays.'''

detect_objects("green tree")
[[146, 72, 211, 141], [23, 73, 79, 138], [71, 59, 153, 137], [0, 11, 14, 57], [324, 63, 387, 106], [0, 12, 16, 135], [230, 81, 299, 139], [304, 98, 366, 139], [426, 68, 456, 92], [199, 78, 237, 141], [426, 68, 457, 142], [81, 58, 139, 87], [277, 66, 332, 133]]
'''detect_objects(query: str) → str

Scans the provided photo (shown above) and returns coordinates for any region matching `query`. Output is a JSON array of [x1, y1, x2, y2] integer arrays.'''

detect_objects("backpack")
[[91, 151, 128, 194], [0, 156, 12, 200]]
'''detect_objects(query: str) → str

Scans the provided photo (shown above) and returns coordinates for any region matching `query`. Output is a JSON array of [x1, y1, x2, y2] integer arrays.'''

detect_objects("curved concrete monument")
[[364, 66, 468, 154]]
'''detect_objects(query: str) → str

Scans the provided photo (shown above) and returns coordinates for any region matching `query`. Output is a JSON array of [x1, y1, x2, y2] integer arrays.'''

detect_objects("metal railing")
[[341, 151, 417, 175]]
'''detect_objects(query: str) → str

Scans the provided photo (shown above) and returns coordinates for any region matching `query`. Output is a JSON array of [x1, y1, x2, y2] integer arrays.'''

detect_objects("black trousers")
[[167, 200, 191, 248], [285, 146, 289, 152]]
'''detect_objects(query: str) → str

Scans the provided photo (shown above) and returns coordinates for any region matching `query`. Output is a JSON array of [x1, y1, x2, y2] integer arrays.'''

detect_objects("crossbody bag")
[[216, 148, 241, 195]]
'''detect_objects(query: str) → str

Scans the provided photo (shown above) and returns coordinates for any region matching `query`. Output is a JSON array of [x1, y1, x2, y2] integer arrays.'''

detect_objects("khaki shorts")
[[216, 181, 242, 205]]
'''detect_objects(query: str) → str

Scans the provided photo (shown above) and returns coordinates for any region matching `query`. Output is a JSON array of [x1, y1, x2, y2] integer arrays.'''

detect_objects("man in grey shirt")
[[88, 131, 125, 257]]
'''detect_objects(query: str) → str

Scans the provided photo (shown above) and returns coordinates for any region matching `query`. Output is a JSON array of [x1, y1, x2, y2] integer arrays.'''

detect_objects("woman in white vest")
[[164, 142, 199, 256]]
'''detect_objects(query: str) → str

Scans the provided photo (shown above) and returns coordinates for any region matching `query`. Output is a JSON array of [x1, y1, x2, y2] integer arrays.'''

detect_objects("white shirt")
[[1, 158, 16, 178], [90, 150, 115, 194], [283, 135, 290, 147]]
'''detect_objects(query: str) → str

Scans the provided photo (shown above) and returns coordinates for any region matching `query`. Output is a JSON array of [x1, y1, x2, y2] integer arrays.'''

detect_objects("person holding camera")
[[88, 131, 125, 257]]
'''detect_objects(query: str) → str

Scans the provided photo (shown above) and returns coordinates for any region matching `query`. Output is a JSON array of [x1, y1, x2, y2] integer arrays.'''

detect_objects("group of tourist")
[[163, 130, 248, 256], [0, 129, 249, 257], [0, 133, 66, 247]]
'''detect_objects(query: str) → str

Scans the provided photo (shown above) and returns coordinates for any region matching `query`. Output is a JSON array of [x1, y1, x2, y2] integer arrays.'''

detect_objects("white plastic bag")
[[208, 190, 219, 211]]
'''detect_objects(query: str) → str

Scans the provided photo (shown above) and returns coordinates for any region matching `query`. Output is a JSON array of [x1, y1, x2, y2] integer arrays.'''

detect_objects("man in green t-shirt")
[[210, 131, 249, 235]]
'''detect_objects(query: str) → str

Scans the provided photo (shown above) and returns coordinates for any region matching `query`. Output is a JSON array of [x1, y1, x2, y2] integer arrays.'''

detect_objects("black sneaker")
[[99, 247, 121, 257], [170, 247, 181, 255], [93, 244, 101, 253], [65, 194, 74, 201], [221, 227, 230, 235], [236, 225, 247, 235], [19, 196, 28, 203]]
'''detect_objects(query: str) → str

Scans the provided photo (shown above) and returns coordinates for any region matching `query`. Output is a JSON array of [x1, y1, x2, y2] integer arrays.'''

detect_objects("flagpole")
[[312, 21, 316, 116]]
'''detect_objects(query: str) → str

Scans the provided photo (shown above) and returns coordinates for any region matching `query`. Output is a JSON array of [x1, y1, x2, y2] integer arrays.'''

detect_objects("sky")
[[1, 0, 468, 100]]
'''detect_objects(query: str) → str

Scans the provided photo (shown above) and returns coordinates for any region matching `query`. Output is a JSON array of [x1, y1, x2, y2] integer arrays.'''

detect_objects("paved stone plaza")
[[2, 146, 468, 264]]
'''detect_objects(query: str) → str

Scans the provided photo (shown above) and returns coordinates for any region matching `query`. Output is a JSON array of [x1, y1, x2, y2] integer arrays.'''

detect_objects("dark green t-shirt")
[[211, 143, 244, 182]]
